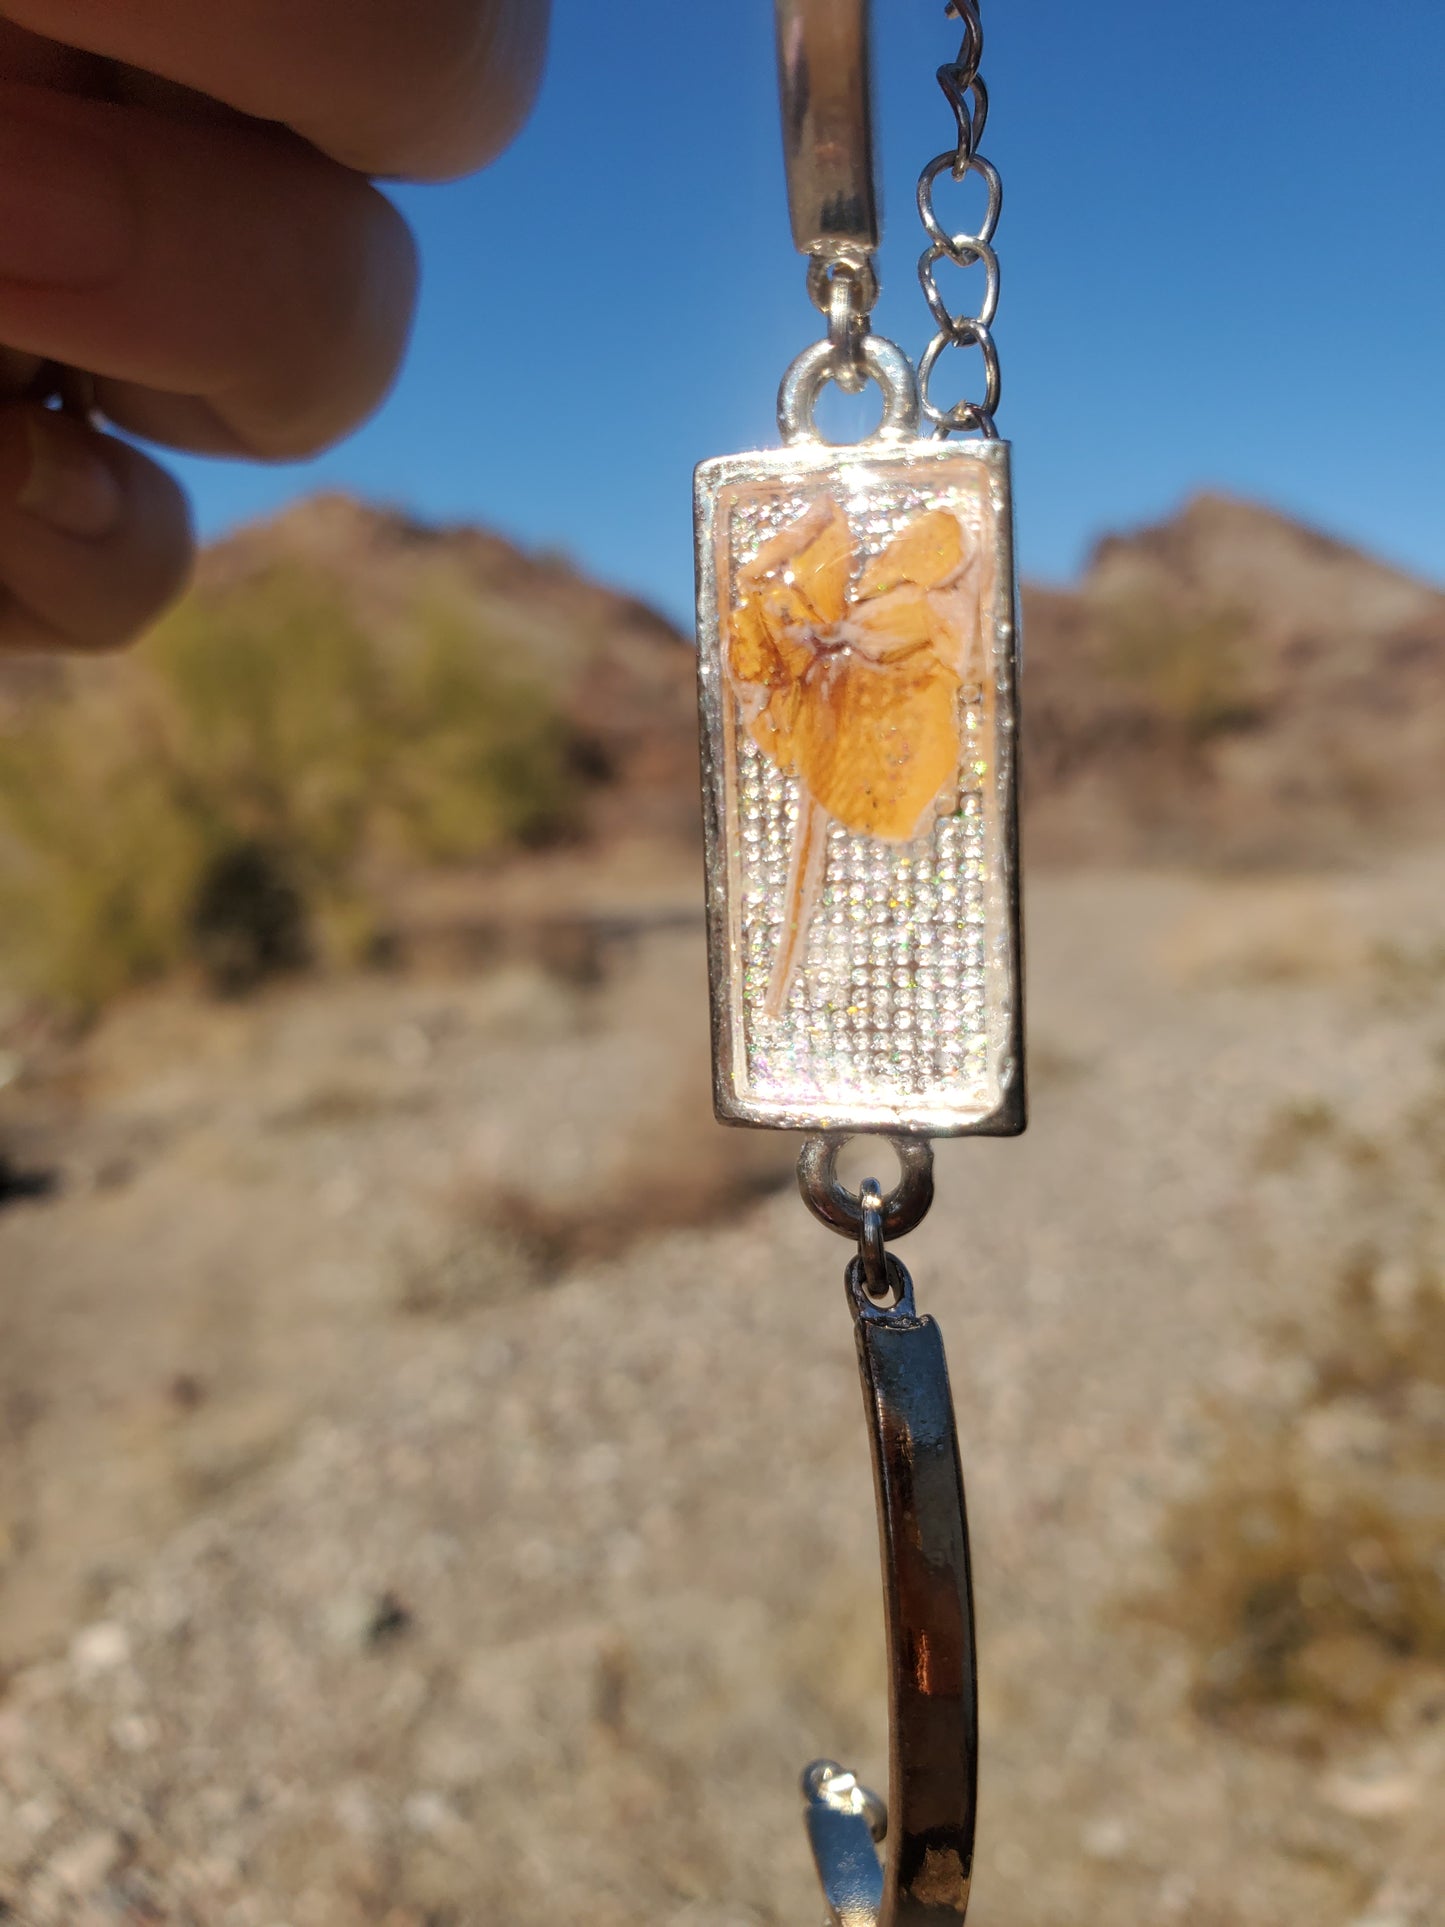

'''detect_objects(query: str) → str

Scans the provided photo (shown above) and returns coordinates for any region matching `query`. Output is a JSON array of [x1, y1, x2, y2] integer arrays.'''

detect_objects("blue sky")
[[171, 0, 1445, 625]]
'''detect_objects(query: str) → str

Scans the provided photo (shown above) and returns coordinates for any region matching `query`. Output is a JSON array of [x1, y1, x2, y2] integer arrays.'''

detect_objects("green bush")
[[0, 566, 580, 1011]]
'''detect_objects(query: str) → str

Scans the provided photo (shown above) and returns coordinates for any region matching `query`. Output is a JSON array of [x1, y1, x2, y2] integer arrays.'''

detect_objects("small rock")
[[48, 1827, 124, 1894], [389, 1022, 433, 1069], [1387, 1664, 1445, 1735], [1299, 1395, 1392, 1465], [366, 1591, 412, 1645], [402, 1791, 461, 1840], [1322, 1762, 1422, 1818], [111, 1713, 158, 1754], [318, 1169, 363, 1218], [322, 1591, 376, 1649], [69, 1621, 131, 1678], [333, 1783, 378, 1841], [1294, 1632, 1397, 1715], [1080, 1815, 1131, 1862], [14, 1797, 60, 1841]]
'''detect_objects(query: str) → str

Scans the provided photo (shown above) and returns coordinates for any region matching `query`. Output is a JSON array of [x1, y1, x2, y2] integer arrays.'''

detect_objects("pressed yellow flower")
[[728, 494, 993, 1014]]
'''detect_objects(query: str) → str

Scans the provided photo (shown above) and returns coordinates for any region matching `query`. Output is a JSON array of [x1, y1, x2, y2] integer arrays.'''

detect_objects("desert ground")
[[3, 845, 1444, 1926]]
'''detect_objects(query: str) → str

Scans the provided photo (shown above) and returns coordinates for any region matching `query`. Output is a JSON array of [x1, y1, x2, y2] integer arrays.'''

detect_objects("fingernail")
[[17, 414, 122, 539], [0, 91, 134, 287]]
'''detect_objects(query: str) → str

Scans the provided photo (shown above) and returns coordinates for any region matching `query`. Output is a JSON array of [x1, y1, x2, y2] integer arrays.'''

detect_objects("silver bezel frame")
[[693, 436, 1026, 1138]]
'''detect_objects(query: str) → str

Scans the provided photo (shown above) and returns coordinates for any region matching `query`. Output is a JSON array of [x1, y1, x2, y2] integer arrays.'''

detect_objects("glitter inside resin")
[[694, 439, 1023, 1136]]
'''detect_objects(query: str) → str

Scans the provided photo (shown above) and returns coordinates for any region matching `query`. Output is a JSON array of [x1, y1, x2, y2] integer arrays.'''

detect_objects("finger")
[[0, 80, 418, 460], [0, 16, 107, 93], [0, 346, 47, 399], [0, 403, 192, 651], [0, 0, 550, 180]]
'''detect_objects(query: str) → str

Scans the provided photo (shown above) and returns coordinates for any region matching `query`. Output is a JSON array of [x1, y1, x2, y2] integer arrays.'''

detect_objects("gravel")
[[3, 854, 1444, 1924]]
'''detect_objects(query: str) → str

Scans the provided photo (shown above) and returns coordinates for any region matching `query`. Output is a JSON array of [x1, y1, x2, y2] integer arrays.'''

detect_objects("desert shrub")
[[1145, 1090, 1445, 1731], [1158, 1269, 1445, 1724], [0, 567, 580, 1010], [189, 841, 310, 995], [1096, 597, 1260, 742]]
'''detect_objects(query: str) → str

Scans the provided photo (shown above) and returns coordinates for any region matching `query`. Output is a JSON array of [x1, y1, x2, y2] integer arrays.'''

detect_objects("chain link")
[[916, 0, 1002, 438], [805, 251, 879, 396]]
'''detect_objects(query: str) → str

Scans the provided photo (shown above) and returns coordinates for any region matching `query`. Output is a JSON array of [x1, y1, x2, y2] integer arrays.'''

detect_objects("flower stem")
[[765, 792, 829, 1019]]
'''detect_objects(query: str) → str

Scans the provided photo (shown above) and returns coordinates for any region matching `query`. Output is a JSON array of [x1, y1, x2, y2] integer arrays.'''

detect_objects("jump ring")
[[777, 335, 920, 446], [858, 1178, 890, 1298], [827, 275, 869, 396], [807, 253, 879, 320], [796, 1134, 935, 1241], [845, 1251, 913, 1316]]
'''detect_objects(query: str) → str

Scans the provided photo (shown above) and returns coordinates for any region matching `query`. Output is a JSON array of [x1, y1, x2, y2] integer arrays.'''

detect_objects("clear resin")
[[695, 439, 1024, 1135]]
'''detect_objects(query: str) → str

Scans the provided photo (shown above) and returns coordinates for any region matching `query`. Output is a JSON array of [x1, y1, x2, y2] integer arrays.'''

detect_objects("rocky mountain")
[[1024, 493, 1445, 865], [226, 488, 1445, 869], [3, 487, 1441, 875]]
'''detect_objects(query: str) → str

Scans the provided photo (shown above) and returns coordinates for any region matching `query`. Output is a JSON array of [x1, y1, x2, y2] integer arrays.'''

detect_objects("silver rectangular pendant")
[[694, 436, 1024, 1137]]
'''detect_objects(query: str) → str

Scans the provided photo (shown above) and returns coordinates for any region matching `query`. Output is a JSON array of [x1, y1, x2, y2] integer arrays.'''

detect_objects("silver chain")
[[916, 0, 1002, 438]]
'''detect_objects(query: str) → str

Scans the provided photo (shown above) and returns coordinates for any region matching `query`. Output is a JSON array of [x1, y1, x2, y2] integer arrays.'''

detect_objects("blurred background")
[[2, 2, 1445, 1923]]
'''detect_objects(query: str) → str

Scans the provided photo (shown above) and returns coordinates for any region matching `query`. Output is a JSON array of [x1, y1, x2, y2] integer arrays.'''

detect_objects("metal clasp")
[[774, 0, 915, 423], [775, 0, 878, 264], [798, 1136, 979, 1926]]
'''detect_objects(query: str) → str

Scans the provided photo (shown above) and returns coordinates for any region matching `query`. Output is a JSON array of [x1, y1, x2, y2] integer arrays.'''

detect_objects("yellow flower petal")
[[747, 680, 805, 771], [792, 650, 961, 843], [738, 498, 853, 630], [841, 582, 944, 663], [856, 509, 965, 598]]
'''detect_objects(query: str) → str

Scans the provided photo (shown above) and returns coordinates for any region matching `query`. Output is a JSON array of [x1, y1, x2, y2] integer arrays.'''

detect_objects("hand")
[[0, 0, 549, 651]]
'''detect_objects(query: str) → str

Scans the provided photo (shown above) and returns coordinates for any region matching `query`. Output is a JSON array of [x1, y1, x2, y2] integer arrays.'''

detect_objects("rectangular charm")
[[694, 437, 1024, 1137]]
